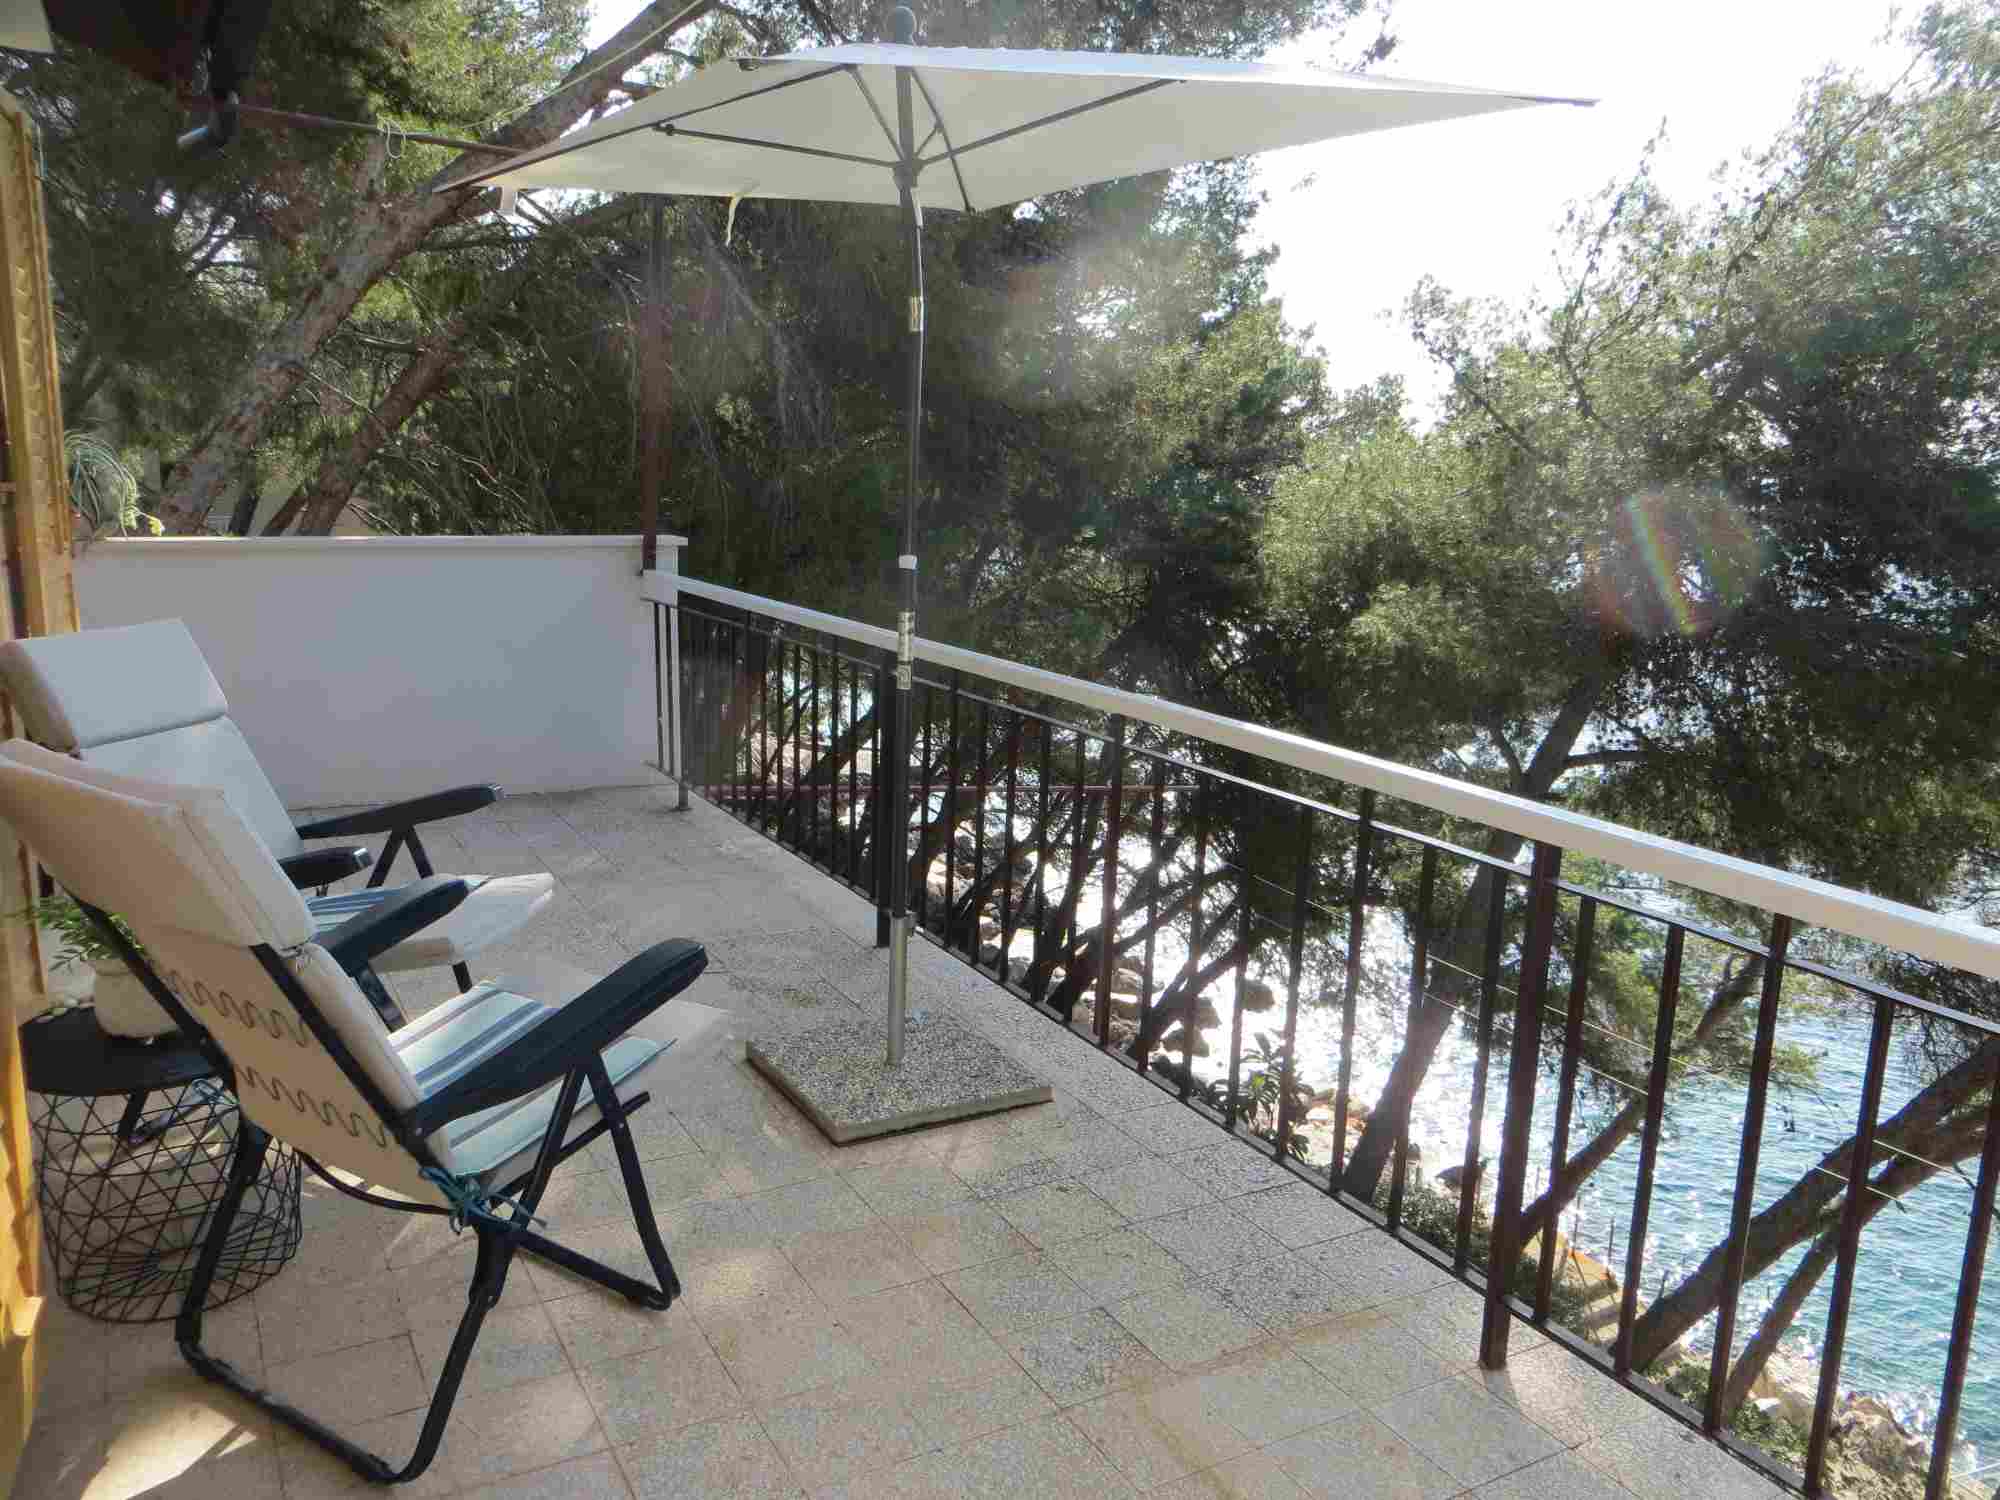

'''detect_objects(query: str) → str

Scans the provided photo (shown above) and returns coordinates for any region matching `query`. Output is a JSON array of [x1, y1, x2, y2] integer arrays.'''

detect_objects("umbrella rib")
[[916, 77, 1177, 173], [439, 64, 853, 191], [844, 67, 902, 161], [907, 69, 974, 213], [663, 124, 897, 171]]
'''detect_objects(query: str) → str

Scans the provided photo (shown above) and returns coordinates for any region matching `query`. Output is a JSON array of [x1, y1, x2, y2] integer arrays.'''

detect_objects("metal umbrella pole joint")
[[884, 5, 926, 1067]]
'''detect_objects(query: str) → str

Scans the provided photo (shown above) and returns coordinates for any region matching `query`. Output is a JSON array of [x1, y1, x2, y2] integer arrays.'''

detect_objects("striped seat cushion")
[[307, 873, 556, 973], [389, 983, 665, 1183]]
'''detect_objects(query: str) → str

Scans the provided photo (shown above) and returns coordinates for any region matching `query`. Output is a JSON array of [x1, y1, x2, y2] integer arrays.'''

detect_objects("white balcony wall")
[[76, 535, 679, 807]]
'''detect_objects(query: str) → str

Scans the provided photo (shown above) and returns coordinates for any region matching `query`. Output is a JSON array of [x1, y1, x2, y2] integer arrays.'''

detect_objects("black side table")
[[21, 1008, 302, 1323]]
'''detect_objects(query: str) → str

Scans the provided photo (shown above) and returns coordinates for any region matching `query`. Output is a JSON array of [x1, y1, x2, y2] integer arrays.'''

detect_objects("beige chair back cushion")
[[0, 621, 302, 857], [0, 742, 446, 1202]]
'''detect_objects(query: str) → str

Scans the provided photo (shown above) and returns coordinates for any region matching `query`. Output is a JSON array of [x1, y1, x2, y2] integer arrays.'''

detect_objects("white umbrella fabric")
[[444, 16, 1589, 1080]]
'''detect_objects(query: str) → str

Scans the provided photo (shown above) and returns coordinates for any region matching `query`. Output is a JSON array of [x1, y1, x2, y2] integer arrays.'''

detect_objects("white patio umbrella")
[[444, 12, 1588, 1085]]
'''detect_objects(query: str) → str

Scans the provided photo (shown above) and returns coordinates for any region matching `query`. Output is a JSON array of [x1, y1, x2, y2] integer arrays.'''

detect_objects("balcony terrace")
[[17, 532, 2000, 1500], [20, 786, 1775, 1500]]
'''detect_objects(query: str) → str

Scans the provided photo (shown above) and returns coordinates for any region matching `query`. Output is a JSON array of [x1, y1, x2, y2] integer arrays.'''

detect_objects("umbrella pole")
[[884, 59, 926, 1067]]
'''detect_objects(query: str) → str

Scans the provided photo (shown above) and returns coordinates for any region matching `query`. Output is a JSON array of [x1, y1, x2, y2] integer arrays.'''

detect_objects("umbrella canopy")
[[443, 43, 1587, 208]]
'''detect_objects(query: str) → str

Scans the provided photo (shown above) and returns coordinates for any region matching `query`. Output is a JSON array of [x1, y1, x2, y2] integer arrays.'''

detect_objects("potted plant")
[[25, 893, 177, 1039]]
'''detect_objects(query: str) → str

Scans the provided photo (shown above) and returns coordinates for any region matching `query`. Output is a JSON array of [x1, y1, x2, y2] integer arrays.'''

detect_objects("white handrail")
[[645, 570, 2000, 981]]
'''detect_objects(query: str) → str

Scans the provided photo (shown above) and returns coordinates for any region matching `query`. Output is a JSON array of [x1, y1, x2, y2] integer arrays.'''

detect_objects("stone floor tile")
[[1106, 1281, 1265, 1369], [1206, 1251, 1367, 1335], [461, 1451, 635, 1500], [758, 1387, 929, 1488], [998, 1307, 1169, 1406], [1233, 1183, 1373, 1250], [1065, 1376, 1257, 1488], [902, 1367, 1057, 1449], [12, 1373, 284, 1500], [618, 1413, 800, 1499], [256, 1278, 403, 1368], [1191, 1343, 1357, 1444], [1136, 1202, 1286, 1280], [783, 1221, 933, 1300], [705, 1312, 873, 1404], [841, 1159, 974, 1219], [682, 1245, 826, 1329], [543, 1282, 682, 1367], [31, 1299, 111, 1416], [1386, 1281, 1546, 1364], [1047, 1226, 1194, 1303], [1475, 1341, 1665, 1448], [1372, 1371, 1566, 1487], [653, 1195, 764, 1269], [636, 1150, 738, 1208], [1265, 1412, 1460, 1500], [891, 1201, 1037, 1274], [744, 1176, 881, 1238], [1075, 1156, 1218, 1222], [1472, 1450, 1639, 1500], [1574, 1410, 1788, 1500], [826, 1277, 1017, 1387], [574, 1318, 745, 1442], [107, 1299, 261, 1396], [1026, 1120, 1152, 1176], [936, 1132, 1066, 1198], [409, 1301, 570, 1397], [944, 1250, 1100, 1331], [912, 1412, 1143, 1499], [274, 1408, 456, 1500], [1297, 1230, 1455, 1307], [1164, 1143, 1300, 1201], [991, 1179, 1128, 1248], [1287, 1309, 1471, 1404], [1105, 1103, 1235, 1156], [262, 1335, 429, 1429], [441, 1370, 608, 1490], [1150, 1451, 1314, 1500]]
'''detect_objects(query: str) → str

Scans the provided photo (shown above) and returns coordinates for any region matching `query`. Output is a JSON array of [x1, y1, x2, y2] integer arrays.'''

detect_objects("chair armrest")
[[403, 939, 707, 1137], [278, 846, 375, 889], [294, 785, 501, 839], [319, 876, 471, 975]]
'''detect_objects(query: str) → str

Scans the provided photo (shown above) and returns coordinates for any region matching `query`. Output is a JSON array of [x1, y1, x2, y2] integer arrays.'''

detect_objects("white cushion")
[[0, 739, 312, 949], [88, 718, 304, 859], [0, 620, 228, 752]]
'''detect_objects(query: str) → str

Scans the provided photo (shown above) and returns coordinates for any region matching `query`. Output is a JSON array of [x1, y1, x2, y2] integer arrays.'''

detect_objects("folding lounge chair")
[[0, 739, 705, 1485], [0, 619, 556, 1018]]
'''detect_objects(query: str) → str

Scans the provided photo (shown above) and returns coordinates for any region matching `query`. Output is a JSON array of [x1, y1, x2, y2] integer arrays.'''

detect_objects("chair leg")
[[179, 1131, 514, 1486], [594, 1057, 682, 1306], [354, 965, 408, 1029], [452, 961, 474, 994]]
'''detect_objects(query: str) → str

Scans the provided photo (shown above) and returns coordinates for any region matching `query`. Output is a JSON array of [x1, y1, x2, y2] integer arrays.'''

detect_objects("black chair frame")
[[80, 900, 704, 1486]]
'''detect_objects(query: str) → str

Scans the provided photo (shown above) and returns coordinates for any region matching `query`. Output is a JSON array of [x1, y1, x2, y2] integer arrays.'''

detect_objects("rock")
[[1115, 965, 1145, 991], [1436, 1158, 1488, 1191], [1192, 998, 1222, 1030], [1240, 979, 1279, 1014], [978, 916, 1001, 941], [1156, 1025, 1212, 1059], [1109, 992, 1141, 1021], [978, 943, 1003, 967]]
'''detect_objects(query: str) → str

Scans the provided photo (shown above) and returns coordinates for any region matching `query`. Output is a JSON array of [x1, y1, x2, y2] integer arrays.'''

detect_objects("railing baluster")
[[808, 638, 822, 863], [974, 701, 990, 957], [1332, 791, 1376, 1182], [1483, 840, 1563, 1369], [873, 649, 893, 943], [1534, 893, 1597, 1321], [945, 672, 963, 952], [1457, 871, 1509, 1271], [1094, 716, 1125, 1049], [999, 713, 1021, 985], [1391, 846, 1440, 1226], [1067, 727, 1087, 1025], [1805, 994, 1897, 1495], [1032, 722, 1052, 1003], [791, 639, 805, 850], [1925, 1046, 2000, 1500], [1275, 805, 1313, 1163], [1706, 914, 1792, 1432], [847, 656, 861, 887], [757, 625, 773, 832], [1138, 755, 1166, 1076], [917, 680, 935, 935], [1225, 867, 1252, 1131], [1183, 782, 1209, 1102], [1614, 923, 1684, 1376]]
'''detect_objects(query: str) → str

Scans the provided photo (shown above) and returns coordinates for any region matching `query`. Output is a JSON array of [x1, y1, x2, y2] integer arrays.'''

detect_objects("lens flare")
[[1591, 489, 1764, 639]]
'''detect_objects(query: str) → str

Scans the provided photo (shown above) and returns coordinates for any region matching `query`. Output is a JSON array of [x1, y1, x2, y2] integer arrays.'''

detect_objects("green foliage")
[[13, 893, 141, 972], [63, 430, 158, 536], [1651, 1359, 1811, 1469]]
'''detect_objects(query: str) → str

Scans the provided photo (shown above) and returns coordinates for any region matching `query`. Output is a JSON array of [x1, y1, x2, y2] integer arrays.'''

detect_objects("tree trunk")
[[1339, 672, 1605, 1198], [154, 0, 716, 533], [1629, 1035, 2000, 1371]]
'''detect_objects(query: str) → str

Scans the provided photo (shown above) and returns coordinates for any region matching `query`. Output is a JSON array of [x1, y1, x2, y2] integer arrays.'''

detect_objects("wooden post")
[[0, 85, 78, 1491]]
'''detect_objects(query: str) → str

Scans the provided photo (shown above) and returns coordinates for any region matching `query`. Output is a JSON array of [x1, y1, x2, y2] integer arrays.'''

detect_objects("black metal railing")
[[656, 587, 2000, 1500]]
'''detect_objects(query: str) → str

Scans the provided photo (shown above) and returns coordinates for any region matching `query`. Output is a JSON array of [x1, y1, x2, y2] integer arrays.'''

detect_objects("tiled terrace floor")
[[18, 786, 1788, 1500]]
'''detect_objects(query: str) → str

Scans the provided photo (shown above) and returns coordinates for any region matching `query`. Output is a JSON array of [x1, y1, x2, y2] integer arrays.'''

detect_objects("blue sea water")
[[1336, 997, 2000, 1471]]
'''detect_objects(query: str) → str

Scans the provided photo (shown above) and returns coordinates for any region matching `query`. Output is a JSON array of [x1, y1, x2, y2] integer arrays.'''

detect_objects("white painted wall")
[[77, 535, 685, 807]]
